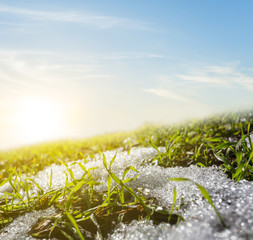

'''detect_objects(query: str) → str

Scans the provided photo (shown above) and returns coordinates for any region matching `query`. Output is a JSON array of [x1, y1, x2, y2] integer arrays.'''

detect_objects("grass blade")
[[168, 187, 177, 222], [169, 178, 226, 227], [66, 211, 85, 240]]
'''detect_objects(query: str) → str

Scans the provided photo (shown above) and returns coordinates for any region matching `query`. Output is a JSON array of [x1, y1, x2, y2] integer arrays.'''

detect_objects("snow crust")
[[0, 206, 56, 240], [109, 165, 253, 240], [33, 147, 161, 193], [1, 147, 253, 240]]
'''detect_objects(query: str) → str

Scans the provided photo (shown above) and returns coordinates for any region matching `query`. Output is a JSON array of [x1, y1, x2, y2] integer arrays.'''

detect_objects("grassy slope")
[[0, 111, 253, 239]]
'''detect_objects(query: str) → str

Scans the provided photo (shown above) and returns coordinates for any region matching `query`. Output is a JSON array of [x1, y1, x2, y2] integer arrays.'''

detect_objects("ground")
[[0, 111, 252, 239]]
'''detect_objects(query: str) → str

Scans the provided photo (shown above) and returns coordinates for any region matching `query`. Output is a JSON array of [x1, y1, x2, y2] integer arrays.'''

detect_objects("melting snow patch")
[[109, 165, 253, 240], [0, 206, 56, 240], [1, 147, 253, 240], [33, 147, 163, 192]]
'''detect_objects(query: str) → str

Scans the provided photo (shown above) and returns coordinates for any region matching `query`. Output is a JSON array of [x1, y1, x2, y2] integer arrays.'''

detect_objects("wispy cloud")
[[204, 65, 235, 74], [97, 52, 165, 60], [0, 49, 112, 93], [143, 63, 253, 108], [143, 88, 189, 102], [176, 64, 253, 91], [0, 4, 152, 29]]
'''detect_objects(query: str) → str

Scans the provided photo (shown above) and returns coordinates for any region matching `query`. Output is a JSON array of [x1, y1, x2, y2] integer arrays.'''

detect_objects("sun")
[[12, 95, 63, 145]]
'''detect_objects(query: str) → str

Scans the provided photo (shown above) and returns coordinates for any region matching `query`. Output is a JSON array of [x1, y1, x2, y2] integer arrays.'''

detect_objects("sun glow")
[[12, 95, 64, 145]]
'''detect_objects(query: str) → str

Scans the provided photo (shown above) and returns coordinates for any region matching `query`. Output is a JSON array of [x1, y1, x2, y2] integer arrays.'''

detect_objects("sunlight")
[[12, 95, 63, 145]]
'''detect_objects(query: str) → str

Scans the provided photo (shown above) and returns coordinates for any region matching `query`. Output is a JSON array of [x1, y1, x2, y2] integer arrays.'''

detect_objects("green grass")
[[0, 110, 253, 239]]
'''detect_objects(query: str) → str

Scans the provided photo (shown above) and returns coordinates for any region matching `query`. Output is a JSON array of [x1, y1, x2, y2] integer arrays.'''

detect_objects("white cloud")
[[177, 74, 225, 84], [143, 88, 189, 102], [0, 49, 112, 94], [175, 64, 253, 91], [204, 65, 234, 74], [0, 4, 151, 30], [97, 52, 165, 60], [143, 63, 253, 111]]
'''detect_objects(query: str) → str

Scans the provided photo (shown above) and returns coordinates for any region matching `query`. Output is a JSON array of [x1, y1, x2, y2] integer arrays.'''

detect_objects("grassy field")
[[0, 111, 253, 239]]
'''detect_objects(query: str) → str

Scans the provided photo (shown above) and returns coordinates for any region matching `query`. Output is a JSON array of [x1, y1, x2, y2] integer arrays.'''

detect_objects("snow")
[[0, 206, 56, 240], [109, 165, 253, 240], [1, 147, 253, 240]]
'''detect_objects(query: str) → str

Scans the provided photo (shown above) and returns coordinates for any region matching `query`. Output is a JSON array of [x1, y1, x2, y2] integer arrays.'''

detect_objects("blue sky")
[[1, 1, 253, 149]]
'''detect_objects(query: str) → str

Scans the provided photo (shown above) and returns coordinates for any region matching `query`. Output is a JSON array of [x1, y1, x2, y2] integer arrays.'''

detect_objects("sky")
[[1, 0, 253, 149]]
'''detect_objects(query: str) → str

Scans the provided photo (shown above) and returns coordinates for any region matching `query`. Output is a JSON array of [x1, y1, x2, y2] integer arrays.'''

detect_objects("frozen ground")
[[0, 147, 253, 240]]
